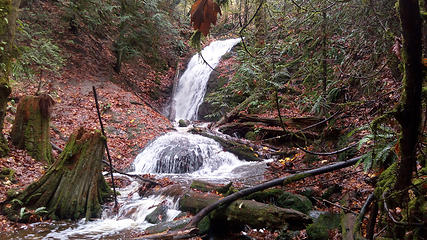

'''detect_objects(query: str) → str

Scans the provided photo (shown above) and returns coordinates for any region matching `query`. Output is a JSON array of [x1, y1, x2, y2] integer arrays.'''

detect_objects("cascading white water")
[[172, 38, 241, 121], [132, 132, 246, 178]]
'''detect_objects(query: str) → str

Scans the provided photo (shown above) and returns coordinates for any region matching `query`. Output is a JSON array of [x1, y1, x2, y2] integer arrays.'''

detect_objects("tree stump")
[[10, 94, 54, 164], [2, 127, 113, 221]]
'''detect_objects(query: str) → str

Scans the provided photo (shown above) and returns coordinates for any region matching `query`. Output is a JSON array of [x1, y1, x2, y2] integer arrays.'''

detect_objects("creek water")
[[5, 38, 269, 239]]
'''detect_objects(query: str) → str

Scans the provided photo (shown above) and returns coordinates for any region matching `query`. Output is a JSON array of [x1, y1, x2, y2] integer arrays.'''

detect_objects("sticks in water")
[[93, 86, 118, 209]]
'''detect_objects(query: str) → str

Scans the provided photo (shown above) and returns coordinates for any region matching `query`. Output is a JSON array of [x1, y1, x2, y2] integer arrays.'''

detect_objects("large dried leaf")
[[190, 0, 221, 36]]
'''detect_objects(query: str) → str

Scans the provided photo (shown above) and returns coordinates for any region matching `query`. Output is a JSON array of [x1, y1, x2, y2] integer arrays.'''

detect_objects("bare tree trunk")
[[2, 128, 113, 221], [11, 94, 54, 164], [0, 0, 21, 156]]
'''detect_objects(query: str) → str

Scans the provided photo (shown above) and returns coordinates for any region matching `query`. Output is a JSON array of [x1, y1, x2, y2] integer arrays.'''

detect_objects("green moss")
[[277, 192, 313, 214], [244, 131, 256, 140], [197, 216, 211, 235], [0, 167, 15, 181], [306, 213, 341, 240], [374, 162, 397, 201]]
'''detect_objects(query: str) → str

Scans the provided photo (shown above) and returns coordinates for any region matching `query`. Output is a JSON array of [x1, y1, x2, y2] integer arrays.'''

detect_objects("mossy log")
[[188, 156, 362, 228], [2, 127, 113, 221], [10, 94, 54, 164], [179, 190, 311, 230]]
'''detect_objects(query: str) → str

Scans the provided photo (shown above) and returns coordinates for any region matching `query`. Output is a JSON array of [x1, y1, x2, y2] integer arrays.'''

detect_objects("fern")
[[349, 124, 398, 171]]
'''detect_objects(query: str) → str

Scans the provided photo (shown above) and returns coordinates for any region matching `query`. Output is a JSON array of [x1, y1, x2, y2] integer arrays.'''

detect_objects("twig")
[[50, 124, 67, 141], [101, 160, 159, 186], [198, 52, 219, 73], [382, 191, 424, 227], [353, 193, 375, 238], [297, 142, 358, 156], [313, 197, 363, 218], [93, 86, 118, 209], [262, 111, 340, 142]]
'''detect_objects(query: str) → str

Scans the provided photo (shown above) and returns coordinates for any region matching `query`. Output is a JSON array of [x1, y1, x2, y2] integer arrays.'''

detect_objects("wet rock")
[[178, 119, 190, 127], [145, 204, 168, 224], [144, 218, 191, 234], [155, 145, 204, 173]]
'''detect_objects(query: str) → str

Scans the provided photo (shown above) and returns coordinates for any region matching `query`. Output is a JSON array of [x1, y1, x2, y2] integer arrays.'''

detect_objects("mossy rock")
[[246, 189, 312, 214], [245, 189, 284, 202], [306, 212, 341, 240], [277, 192, 313, 214], [178, 119, 190, 127]]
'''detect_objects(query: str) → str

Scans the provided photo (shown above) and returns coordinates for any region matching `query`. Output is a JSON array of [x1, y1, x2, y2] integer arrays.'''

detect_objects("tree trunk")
[[0, 0, 21, 157], [2, 127, 113, 221], [254, 0, 266, 47], [10, 94, 54, 164], [394, 0, 423, 192]]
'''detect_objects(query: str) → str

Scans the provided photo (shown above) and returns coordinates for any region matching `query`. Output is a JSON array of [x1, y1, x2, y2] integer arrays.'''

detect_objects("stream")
[[6, 38, 270, 239]]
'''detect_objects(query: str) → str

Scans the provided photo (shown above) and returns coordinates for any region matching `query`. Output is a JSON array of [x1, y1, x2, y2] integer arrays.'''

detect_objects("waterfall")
[[132, 132, 245, 178], [172, 38, 241, 121], [11, 38, 269, 239]]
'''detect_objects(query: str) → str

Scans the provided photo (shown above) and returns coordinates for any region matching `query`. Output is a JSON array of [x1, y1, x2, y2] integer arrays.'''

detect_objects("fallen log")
[[191, 129, 262, 161], [179, 190, 310, 230], [212, 92, 260, 128], [235, 113, 326, 130], [187, 156, 362, 228], [218, 121, 319, 142]]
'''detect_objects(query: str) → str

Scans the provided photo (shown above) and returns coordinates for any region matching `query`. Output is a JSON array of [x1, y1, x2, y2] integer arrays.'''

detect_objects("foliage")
[[348, 123, 398, 171], [206, 0, 400, 118], [114, 0, 178, 68], [60, 0, 180, 69], [12, 20, 65, 82]]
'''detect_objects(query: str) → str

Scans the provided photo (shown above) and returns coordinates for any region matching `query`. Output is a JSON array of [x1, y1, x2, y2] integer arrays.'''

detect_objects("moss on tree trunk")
[[0, 0, 21, 157], [2, 127, 113, 221], [10, 94, 54, 164]]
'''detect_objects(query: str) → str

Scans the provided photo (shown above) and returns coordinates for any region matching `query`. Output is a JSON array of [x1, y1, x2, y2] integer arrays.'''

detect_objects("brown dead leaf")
[[190, 0, 221, 36]]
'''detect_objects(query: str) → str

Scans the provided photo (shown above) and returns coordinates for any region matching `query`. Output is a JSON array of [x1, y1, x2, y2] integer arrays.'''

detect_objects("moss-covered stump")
[[1, 127, 113, 221], [10, 94, 54, 164]]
